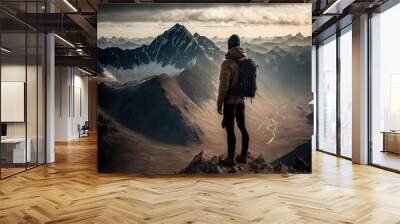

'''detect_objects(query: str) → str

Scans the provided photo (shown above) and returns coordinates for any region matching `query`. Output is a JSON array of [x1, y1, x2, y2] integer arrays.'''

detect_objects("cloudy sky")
[[98, 4, 311, 39]]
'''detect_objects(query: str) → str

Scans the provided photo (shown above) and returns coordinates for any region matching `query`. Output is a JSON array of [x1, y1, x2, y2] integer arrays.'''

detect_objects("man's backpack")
[[232, 58, 258, 98]]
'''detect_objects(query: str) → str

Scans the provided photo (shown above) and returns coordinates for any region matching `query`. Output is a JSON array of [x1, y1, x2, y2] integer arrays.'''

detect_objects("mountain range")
[[97, 36, 153, 50], [98, 23, 311, 145], [99, 24, 222, 144], [98, 32, 311, 50], [98, 24, 223, 71], [98, 23, 312, 174]]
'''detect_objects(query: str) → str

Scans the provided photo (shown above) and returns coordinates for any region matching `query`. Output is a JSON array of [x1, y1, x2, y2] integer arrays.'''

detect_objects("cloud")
[[97, 4, 311, 39], [98, 4, 311, 26]]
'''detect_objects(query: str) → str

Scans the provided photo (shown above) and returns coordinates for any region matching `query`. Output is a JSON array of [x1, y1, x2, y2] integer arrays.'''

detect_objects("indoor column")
[[352, 14, 369, 164]]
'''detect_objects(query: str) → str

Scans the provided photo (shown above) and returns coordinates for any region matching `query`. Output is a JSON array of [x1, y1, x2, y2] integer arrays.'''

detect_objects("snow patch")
[[102, 62, 183, 83], [99, 68, 120, 83]]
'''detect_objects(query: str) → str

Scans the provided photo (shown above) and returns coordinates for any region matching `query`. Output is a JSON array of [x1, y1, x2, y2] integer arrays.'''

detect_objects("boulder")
[[249, 155, 267, 173], [273, 163, 289, 173], [292, 157, 311, 173], [179, 151, 223, 174]]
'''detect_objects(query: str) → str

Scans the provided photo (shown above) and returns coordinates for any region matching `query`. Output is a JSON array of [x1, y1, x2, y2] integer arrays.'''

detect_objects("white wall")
[[55, 67, 89, 141], [55, 66, 70, 141], [1, 63, 46, 164], [1, 65, 27, 139], [72, 73, 89, 138], [1, 65, 40, 137]]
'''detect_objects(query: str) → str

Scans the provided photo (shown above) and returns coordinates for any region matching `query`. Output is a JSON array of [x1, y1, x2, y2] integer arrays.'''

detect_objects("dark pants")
[[223, 103, 249, 159]]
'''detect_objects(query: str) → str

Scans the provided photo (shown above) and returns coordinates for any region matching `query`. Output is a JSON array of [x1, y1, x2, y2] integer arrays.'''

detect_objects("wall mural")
[[97, 3, 313, 175]]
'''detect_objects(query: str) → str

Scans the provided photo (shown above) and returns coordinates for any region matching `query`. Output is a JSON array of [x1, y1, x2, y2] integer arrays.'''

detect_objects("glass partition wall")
[[316, 26, 353, 159], [0, 3, 46, 179], [0, 31, 27, 177]]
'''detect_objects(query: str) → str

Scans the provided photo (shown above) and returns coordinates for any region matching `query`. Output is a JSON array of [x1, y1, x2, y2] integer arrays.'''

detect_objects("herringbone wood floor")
[[1, 135, 400, 224]]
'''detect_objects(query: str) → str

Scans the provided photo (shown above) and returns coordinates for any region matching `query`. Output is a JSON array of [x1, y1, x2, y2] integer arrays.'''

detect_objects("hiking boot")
[[235, 154, 247, 164], [221, 157, 236, 168]]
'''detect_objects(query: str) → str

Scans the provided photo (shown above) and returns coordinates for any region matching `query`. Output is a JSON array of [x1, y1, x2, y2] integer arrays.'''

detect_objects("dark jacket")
[[217, 47, 246, 109]]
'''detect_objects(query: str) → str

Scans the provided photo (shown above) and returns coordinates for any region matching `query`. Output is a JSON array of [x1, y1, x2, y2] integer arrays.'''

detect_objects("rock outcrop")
[[180, 142, 312, 174], [179, 151, 279, 174]]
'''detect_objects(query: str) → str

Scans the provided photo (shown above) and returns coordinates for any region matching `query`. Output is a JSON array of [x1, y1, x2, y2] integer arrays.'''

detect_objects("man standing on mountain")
[[217, 34, 251, 167]]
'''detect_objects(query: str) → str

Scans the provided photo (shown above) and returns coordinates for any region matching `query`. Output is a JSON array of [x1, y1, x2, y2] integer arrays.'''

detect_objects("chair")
[[78, 121, 90, 138]]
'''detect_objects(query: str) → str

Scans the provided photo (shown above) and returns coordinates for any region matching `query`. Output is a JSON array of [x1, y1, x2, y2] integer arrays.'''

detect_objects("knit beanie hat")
[[228, 34, 240, 49]]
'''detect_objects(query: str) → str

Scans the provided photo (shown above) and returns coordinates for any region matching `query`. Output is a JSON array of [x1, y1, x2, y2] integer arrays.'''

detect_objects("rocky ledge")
[[179, 143, 311, 174], [179, 151, 309, 174]]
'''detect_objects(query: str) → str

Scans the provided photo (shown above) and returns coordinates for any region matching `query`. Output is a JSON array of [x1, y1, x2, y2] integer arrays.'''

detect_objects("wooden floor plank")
[[0, 135, 400, 223]]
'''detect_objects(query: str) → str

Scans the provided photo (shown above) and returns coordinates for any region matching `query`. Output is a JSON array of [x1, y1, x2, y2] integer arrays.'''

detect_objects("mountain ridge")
[[98, 73, 204, 145], [98, 23, 223, 71]]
